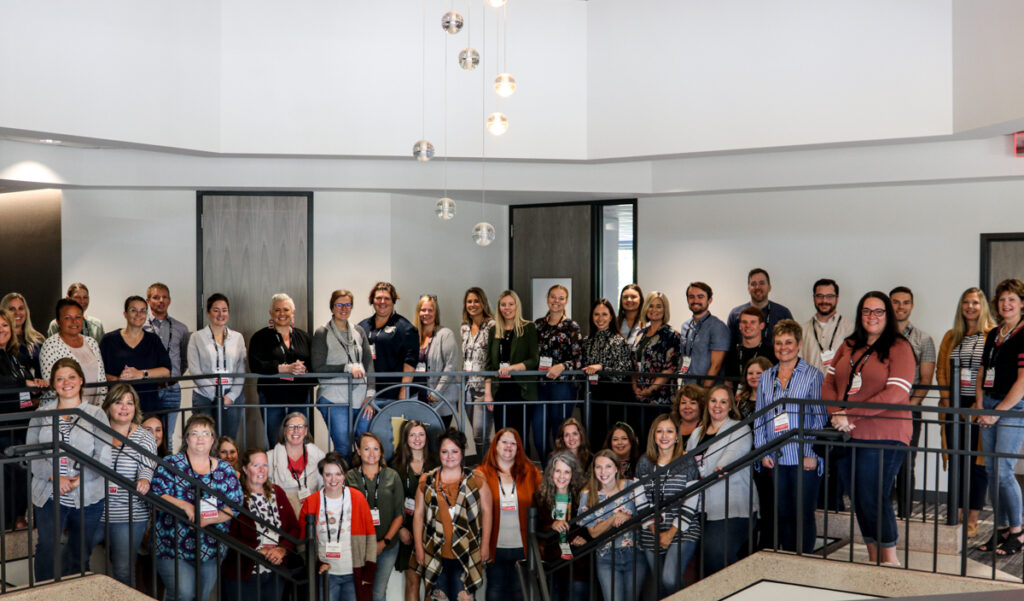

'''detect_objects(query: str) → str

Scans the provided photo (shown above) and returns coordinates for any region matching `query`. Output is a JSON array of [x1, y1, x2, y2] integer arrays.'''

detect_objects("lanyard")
[[360, 468, 380, 507], [812, 316, 842, 353], [290, 447, 308, 488], [368, 315, 393, 346], [187, 453, 212, 477], [683, 316, 705, 356], [209, 327, 228, 372], [322, 489, 346, 543], [112, 425, 136, 473], [958, 334, 982, 371], [437, 474, 459, 510], [497, 474, 516, 497], [464, 323, 487, 363], [150, 318, 173, 351], [329, 321, 361, 366], [275, 328, 294, 359], [986, 322, 1023, 367]]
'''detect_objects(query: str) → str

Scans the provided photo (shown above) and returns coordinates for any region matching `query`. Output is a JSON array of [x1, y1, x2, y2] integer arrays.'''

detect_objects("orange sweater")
[[299, 488, 378, 601], [475, 463, 541, 558]]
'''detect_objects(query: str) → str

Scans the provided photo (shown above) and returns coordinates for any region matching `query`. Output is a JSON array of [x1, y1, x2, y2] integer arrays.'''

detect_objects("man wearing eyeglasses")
[[144, 282, 192, 441], [889, 286, 935, 519], [799, 279, 854, 373]]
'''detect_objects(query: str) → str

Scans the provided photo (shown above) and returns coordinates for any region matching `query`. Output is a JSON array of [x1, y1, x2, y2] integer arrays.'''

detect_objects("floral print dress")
[[632, 325, 681, 405]]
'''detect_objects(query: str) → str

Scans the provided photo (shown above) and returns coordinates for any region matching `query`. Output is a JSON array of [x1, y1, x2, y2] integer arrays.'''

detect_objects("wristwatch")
[[143, 370, 149, 378], [383, 537, 392, 545]]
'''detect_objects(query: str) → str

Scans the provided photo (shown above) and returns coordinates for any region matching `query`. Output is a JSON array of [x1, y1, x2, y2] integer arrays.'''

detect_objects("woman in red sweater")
[[822, 291, 915, 567], [299, 452, 378, 601]]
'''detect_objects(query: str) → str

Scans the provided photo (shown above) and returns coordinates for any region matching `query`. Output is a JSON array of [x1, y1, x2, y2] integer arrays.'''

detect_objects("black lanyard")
[[359, 468, 380, 508], [813, 316, 842, 353], [187, 453, 212, 477], [275, 328, 294, 360], [329, 321, 361, 366], [959, 334, 982, 371], [464, 323, 487, 363], [150, 318, 174, 351], [986, 322, 1023, 367], [290, 447, 308, 488], [683, 317, 705, 356], [112, 425, 136, 474], [437, 475, 459, 509], [843, 347, 874, 400], [497, 474, 516, 498], [210, 327, 228, 372], [322, 490, 346, 543]]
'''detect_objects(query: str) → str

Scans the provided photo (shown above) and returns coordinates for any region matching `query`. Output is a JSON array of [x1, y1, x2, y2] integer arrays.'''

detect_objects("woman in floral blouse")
[[631, 291, 681, 435], [152, 413, 243, 601], [534, 285, 583, 461], [582, 298, 633, 448], [461, 288, 496, 455]]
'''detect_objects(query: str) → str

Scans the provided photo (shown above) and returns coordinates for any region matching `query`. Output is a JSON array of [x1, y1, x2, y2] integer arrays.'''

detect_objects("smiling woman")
[[99, 296, 171, 414], [39, 299, 107, 404]]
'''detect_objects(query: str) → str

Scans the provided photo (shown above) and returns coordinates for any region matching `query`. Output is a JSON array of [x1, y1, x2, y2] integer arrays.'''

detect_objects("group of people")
[[3, 270, 1024, 599]]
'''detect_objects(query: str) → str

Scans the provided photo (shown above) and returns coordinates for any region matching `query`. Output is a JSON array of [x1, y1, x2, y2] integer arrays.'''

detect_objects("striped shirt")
[[58, 419, 77, 507], [102, 426, 157, 523], [634, 455, 702, 551], [753, 359, 826, 469], [953, 332, 986, 398]]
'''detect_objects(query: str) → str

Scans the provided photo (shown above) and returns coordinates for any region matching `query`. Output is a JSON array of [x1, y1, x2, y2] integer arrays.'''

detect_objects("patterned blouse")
[[152, 453, 243, 562], [632, 325, 681, 405], [579, 480, 641, 557], [535, 315, 583, 371], [581, 329, 633, 383], [247, 492, 282, 574], [461, 319, 496, 396]]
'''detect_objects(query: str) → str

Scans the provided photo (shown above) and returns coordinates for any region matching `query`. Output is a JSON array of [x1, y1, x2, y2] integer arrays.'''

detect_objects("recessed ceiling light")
[[38, 139, 61, 144]]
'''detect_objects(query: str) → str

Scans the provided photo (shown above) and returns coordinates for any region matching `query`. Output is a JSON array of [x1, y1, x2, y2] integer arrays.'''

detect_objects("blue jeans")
[[99, 518, 149, 586], [597, 546, 644, 601], [155, 555, 219, 601], [317, 397, 362, 462], [327, 573, 356, 601], [432, 557, 467, 601], [981, 396, 1024, 528], [486, 547, 524, 601], [372, 541, 400, 601], [837, 440, 906, 547], [536, 380, 576, 460], [192, 393, 244, 440], [764, 465, 820, 553], [701, 518, 750, 576], [644, 539, 696, 597], [33, 499, 104, 581], [223, 571, 284, 601], [156, 385, 182, 443]]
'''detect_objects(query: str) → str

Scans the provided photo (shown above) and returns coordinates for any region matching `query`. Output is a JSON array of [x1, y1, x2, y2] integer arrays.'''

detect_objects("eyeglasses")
[[814, 294, 837, 301], [285, 424, 307, 431], [334, 303, 353, 310], [860, 308, 886, 317], [188, 431, 213, 439], [128, 307, 148, 314]]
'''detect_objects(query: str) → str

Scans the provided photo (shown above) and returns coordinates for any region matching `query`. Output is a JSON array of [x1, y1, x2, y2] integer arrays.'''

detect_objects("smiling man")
[[679, 281, 731, 386], [799, 278, 854, 372], [727, 268, 793, 349], [143, 282, 191, 440]]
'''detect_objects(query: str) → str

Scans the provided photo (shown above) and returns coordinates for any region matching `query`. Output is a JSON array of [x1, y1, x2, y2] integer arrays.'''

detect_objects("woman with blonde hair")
[[413, 295, 459, 419], [632, 291, 680, 435], [1, 292, 46, 375], [936, 286, 996, 538], [534, 284, 583, 461], [484, 290, 540, 440]]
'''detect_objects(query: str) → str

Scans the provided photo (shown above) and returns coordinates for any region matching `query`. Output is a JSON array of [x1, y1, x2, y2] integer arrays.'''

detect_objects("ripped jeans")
[[432, 557, 472, 601]]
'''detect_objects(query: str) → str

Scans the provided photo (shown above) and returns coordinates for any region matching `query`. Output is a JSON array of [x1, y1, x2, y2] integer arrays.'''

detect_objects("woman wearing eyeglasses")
[[99, 296, 172, 415], [822, 291, 914, 566], [313, 289, 375, 460], [268, 412, 326, 519], [151, 413, 242, 601]]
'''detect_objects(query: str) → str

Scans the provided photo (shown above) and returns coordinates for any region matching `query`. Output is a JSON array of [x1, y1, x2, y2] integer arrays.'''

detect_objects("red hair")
[[480, 428, 534, 484]]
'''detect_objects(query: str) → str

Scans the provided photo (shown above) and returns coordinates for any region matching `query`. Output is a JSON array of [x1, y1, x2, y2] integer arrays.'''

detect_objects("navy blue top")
[[357, 312, 418, 400], [99, 330, 172, 412]]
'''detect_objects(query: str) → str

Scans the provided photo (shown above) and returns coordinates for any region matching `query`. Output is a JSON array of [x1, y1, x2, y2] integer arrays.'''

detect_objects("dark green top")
[[485, 322, 540, 401], [344, 465, 404, 549]]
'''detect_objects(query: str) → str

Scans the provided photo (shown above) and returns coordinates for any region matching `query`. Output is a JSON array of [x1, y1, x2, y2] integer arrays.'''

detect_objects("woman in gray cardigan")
[[312, 289, 375, 461], [27, 357, 111, 582], [412, 295, 459, 418], [685, 384, 758, 576]]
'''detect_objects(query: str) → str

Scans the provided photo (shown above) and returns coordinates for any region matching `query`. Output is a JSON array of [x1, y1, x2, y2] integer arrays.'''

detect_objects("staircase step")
[[816, 509, 963, 555]]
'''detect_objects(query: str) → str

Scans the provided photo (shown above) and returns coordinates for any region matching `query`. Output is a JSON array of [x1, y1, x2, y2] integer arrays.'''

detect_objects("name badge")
[[200, 497, 218, 520], [370, 344, 377, 360], [281, 376, 294, 382], [848, 374, 863, 395], [20, 392, 32, 409], [464, 360, 476, 373], [415, 363, 426, 373], [500, 499, 517, 512], [588, 374, 599, 383], [370, 508, 381, 526], [559, 542, 573, 560], [821, 349, 836, 367], [404, 497, 416, 515], [680, 356, 692, 374], [960, 368, 972, 388], [984, 368, 996, 388], [499, 362, 511, 378], [298, 487, 312, 501], [324, 541, 343, 559], [773, 412, 790, 433], [641, 518, 655, 529], [216, 377, 231, 386], [108, 484, 119, 495], [60, 457, 68, 466], [539, 356, 553, 371]]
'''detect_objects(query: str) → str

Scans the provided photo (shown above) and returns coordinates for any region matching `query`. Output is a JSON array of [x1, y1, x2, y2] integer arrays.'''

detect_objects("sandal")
[[978, 528, 1010, 552], [997, 533, 1024, 556]]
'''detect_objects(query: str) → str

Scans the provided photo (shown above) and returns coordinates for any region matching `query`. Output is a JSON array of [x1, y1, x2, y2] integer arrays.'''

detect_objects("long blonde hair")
[[0, 293, 45, 354], [949, 287, 996, 349], [495, 290, 530, 337], [413, 295, 441, 343]]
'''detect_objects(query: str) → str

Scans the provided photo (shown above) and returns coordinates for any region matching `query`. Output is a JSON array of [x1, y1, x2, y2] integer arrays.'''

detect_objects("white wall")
[[0, 1, 221, 150], [60, 189, 199, 330], [389, 194, 509, 342], [587, 0, 953, 158], [952, 0, 1024, 132]]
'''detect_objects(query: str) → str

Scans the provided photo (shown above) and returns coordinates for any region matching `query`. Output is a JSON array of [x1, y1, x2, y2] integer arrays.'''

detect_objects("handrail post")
[[306, 513, 317, 601], [51, 413, 61, 582], [948, 356, 961, 526], [215, 378, 224, 436], [527, 507, 537, 601], [583, 373, 591, 436]]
